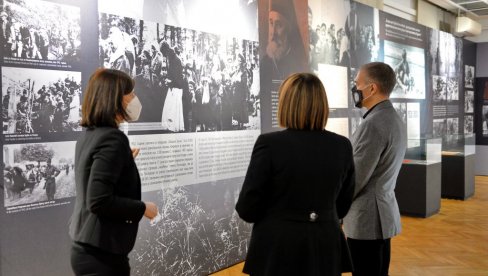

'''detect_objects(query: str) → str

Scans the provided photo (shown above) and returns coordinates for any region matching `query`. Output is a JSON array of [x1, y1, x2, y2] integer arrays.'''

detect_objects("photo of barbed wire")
[[3, 141, 75, 207], [0, 0, 81, 62], [99, 13, 260, 132], [131, 180, 251, 275], [2, 67, 81, 134]]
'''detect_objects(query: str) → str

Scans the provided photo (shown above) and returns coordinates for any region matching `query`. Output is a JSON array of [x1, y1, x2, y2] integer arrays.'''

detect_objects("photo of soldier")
[[432, 75, 447, 102], [384, 41, 425, 99], [2, 67, 81, 134], [465, 65, 474, 89]]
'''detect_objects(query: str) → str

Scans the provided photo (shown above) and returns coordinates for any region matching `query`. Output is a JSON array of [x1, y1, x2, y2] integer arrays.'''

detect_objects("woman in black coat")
[[69, 69, 158, 276], [236, 73, 355, 275]]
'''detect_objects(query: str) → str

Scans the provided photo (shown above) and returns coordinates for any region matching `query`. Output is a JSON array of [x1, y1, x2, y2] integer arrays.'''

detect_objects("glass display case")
[[441, 133, 475, 156], [403, 137, 442, 165], [396, 137, 442, 218], [441, 134, 475, 200]]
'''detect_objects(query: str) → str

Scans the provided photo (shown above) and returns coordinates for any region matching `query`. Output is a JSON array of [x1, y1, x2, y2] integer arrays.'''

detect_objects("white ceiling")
[[426, 0, 488, 42]]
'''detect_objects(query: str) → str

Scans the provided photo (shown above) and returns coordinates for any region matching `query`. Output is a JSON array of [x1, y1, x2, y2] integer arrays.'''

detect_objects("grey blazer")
[[343, 100, 407, 240]]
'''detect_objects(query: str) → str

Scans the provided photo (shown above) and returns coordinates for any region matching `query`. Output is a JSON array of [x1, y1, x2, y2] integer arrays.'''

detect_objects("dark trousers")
[[70, 242, 130, 276], [347, 237, 391, 276]]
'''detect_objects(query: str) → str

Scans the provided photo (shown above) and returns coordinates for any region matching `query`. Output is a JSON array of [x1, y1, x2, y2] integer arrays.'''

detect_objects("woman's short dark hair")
[[278, 73, 329, 130], [80, 68, 134, 128]]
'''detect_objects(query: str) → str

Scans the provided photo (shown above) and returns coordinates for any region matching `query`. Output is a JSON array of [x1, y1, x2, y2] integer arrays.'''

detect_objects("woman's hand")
[[131, 148, 140, 158], [143, 201, 158, 219]]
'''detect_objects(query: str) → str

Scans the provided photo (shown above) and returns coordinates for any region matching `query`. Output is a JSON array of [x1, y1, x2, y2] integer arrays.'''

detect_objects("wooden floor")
[[211, 176, 488, 276]]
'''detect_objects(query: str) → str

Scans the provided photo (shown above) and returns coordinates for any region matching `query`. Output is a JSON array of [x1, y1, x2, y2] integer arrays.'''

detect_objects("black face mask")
[[351, 85, 364, 108]]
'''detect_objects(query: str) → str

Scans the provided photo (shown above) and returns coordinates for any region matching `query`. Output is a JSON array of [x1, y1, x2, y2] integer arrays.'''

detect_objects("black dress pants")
[[347, 237, 391, 276], [71, 242, 130, 276]]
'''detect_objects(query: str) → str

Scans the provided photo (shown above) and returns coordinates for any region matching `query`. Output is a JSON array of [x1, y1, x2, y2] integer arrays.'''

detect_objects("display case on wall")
[[441, 134, 475, 200], [395, 137, 442, 218]]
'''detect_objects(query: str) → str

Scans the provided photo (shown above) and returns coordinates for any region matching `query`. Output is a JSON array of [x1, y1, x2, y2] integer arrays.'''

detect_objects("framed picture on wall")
[[465, 65, 475, 89], [483, 105, 488, 136], [464, 90, 474, 113]]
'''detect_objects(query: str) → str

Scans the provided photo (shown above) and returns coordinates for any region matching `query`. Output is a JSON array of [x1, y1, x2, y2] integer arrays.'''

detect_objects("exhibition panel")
[[0, 0, 481, 275]]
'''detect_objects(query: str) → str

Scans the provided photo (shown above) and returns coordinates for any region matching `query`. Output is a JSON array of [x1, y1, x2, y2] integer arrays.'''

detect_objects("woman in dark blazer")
[[69, 68, 158, 276], [236, 73, 355, 275]]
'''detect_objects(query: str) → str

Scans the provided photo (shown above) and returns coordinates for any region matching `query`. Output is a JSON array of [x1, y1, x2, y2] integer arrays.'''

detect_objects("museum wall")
[[0, 0, 480, 275]]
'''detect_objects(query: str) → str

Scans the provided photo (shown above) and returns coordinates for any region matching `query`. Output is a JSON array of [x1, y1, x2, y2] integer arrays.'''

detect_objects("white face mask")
[[125, 95, 142, 122]]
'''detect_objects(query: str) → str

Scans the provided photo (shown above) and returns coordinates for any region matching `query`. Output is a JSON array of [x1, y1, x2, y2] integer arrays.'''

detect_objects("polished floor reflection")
[[212, 176, 488, 276]]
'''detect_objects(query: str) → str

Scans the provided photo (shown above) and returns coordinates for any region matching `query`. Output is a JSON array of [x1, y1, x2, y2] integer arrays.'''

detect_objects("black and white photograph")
[[446, 77, 459, 101], [483, 105, 488, 136], [2, 67, 81, 134], [465, 90, 474, 113], [446, 117, 459, 135], [99, 0, 258, 42], [433, 118, 446, 138], [393, 102, 407, 124], [349, 109, 363, 136], [132, 180, 251, 275], [464, 115, 473, 134], [465, 65, 475, 89], [3, 141, 75, 207], [99, 13, 260, 132], [308, 0, 378, 71], [384, 40, 425, 99], [1, 0, 81, 62], [428, 29, 462, 78], [432, 75, 446, 102]]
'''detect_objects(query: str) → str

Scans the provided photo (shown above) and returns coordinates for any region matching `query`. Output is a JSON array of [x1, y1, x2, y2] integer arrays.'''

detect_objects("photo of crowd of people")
[[446, 77, 459, 101], [0, 0, 81, 61], [3, 141, 75, 207], [2, 67, 81, 134], [309, 0, 378, 71], [99, 13, 260, 132], [384, 41, 425, 99]]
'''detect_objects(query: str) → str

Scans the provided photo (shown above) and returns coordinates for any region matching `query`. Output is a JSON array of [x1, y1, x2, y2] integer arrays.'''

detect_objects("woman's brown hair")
[[277, 73, 329, 130], [80, 68, 134, 128]]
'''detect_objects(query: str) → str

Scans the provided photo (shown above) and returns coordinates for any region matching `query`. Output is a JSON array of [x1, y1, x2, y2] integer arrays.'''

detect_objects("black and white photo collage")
[[99, 13, 260, 133], [427, 28, 463, 138], [0, 0, 85, 209], [464, 65, 475, 135]]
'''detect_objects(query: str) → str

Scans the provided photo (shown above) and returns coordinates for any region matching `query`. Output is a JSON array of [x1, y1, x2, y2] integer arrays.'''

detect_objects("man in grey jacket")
[[344, 62, 407, 276]]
